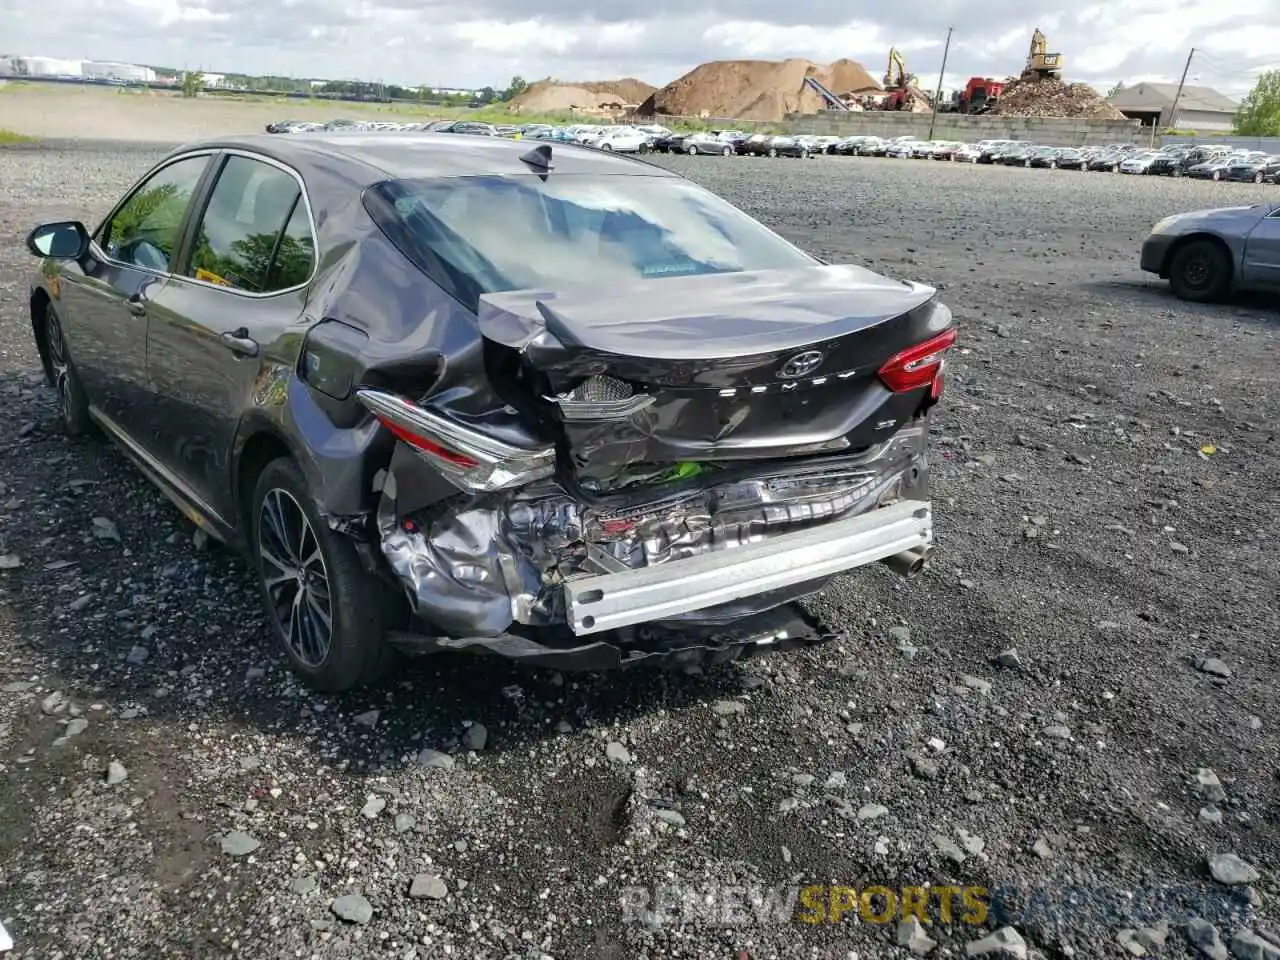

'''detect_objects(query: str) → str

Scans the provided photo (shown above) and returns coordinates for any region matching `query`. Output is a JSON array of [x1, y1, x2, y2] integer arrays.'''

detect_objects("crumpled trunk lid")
[[478, 264, 951, 487]]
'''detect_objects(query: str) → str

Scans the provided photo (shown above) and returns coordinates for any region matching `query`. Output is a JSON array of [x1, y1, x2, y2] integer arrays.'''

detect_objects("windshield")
[[367, 174, 817, 308]]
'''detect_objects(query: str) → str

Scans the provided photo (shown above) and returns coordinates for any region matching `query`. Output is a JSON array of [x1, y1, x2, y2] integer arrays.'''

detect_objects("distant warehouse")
[[0, 55, 157, 83], [1106, 82, 1238, 133]]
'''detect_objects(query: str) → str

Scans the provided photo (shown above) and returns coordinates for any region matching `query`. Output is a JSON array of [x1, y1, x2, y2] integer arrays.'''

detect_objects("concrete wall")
[[1169, 109, 1235, 133], [778, 111, 1145, 146]]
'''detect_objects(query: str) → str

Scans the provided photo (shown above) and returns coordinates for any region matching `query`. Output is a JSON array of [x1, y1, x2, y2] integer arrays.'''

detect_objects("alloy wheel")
[[258, 488, 333, 668], [44, 310, 73, 423]]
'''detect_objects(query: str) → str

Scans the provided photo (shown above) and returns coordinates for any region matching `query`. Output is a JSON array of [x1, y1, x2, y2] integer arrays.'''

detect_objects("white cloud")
[[4, 0, 1277, 96]]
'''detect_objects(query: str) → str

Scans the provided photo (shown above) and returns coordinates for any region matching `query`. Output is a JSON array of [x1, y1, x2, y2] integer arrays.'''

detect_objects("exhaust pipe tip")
[[882, 546, 933, 578]]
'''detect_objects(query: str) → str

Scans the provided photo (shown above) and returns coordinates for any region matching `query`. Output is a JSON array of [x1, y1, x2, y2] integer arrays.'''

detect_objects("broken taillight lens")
[[376, 418, 480, 468], [877, 326, 957, 394], [356, 389, 555, 493]]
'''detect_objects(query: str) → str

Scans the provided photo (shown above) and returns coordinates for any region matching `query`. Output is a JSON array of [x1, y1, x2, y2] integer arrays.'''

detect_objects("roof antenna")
[[519, 142, 555, 172]]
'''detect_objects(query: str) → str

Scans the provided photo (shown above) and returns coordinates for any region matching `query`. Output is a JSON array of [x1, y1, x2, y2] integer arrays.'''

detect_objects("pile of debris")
[[990, 76, 1126, 119], [509, 78, 657, 113], [637, 58, 880, 122]]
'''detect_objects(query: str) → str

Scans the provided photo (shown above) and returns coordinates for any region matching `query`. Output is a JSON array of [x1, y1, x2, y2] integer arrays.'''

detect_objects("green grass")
[[0, 129, 35, 144]]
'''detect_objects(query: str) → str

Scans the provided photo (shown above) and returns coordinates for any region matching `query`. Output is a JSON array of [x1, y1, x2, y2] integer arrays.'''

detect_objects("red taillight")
[[375, 416, 480, 468], [877, 327, 957, 394]]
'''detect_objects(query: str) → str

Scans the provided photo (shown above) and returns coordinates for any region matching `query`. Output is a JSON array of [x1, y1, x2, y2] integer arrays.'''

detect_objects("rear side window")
[[365, 173, 815, 309], [186, 155, 315, 294]]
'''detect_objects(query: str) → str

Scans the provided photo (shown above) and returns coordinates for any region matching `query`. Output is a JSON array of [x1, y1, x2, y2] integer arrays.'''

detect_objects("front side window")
[[186, 155, 314, 294], [366, 173, 816, 308], [100, 155, 210, 273]]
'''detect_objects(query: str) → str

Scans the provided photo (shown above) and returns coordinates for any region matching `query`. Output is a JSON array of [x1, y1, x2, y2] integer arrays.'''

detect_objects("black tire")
[[600, 143, 613, 151], [721, 145, 732, 157], [42, 302, 92, 437], [768, 147, 778, 157], [687, 144, 698, 155], [251, 457, 398, 692], [638, 143, 649, 154], [1254, 171, 1264, 184], [1211, 170, 1221, 181], [1168, 239, 1232, 303]]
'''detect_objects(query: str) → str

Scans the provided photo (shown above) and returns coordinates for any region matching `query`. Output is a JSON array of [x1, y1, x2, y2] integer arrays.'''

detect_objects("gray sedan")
[[1140, 202, 1280, 302]]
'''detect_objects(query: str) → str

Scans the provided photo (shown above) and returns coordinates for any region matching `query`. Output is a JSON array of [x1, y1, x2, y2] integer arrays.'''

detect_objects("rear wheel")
[[721, 145, 732, 157], [42, 303, 92, 437], [1168, 239, 1232, 303], [687, 144, 698, 155], [1254, 171, 1264, 184], [600, 143, 613, 151], [768, 147, 778, 157], [1211, 170, 1221, 181], [251, 457, 398, 692]]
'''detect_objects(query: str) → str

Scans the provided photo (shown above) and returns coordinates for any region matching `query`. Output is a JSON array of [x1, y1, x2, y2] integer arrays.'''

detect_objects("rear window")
[[364, 174, 816, 309]]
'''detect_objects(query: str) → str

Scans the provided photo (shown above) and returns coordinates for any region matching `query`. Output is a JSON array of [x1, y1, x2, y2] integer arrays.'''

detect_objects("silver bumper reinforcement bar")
[[563, 499, 932, 636]]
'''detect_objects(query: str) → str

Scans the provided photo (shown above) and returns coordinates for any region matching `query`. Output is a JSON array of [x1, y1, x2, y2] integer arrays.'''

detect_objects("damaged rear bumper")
[[563, 499, 930, 635]]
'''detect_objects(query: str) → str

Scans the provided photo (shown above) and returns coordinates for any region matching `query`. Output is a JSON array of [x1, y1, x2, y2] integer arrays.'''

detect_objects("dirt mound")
[[577, 78, 657, 104], [637, 58, 880, 122], [991, 76, 1125, 119], [509, 78, 656, 113]]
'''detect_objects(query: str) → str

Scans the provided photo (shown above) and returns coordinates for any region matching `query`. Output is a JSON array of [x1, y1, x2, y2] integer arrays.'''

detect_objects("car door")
[[143, 151, 318, 523], [1241, 209, 1280, 286], [53, 152, 214, 435]]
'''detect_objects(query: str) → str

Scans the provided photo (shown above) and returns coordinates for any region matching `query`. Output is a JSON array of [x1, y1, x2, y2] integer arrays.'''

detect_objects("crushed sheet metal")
[[375, 432, 929, 639]]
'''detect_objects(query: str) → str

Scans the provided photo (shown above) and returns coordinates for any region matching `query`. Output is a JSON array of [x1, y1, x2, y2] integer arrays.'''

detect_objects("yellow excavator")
[[1021, 28, 1064, 81], [884, 48, 919, 90], [882, 47, 930, 111]]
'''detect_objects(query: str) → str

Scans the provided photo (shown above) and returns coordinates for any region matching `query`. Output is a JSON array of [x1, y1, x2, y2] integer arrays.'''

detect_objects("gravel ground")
[[0, 140, 1278, 960]]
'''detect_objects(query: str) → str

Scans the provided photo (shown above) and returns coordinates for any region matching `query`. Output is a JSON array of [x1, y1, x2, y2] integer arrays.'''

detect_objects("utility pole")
[[1164, 47, 1195, 141], [928, 26, 954, 141]]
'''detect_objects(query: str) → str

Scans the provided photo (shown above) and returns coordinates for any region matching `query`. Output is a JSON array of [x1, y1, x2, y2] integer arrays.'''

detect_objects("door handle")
[[219, 328, 259, 358], [126, 293, 147, 317]]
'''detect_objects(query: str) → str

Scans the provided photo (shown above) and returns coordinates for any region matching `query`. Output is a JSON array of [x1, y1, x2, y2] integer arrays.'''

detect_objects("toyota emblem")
[[777, 350, 824, 379]]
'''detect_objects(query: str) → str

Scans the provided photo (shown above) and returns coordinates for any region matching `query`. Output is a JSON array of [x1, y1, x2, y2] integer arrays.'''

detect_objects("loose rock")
[[965, 926, 1027, 958], [219, 831, 260, 857], [330, 893, 374, 924], [1187, 918, 1229, 959], [898, 916, 938, 955], [1208, 852, 1260, 885], [461, 722, 488, 751], [408, 874, 448, 900]]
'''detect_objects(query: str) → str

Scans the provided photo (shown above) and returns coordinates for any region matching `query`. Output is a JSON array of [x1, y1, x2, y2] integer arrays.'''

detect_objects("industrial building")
[[0, 55, 157, 83], [1106, 82, 1238, 133]]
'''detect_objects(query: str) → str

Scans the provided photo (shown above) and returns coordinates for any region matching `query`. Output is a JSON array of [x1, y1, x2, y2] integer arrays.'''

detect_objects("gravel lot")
[[1, 135, 1278, 960]]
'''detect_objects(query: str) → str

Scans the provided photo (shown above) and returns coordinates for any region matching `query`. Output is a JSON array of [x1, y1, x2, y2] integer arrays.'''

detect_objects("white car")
[[590, 127, 651, 153], [953, 144, 982, 162], [1119, 152, 1160, 174]]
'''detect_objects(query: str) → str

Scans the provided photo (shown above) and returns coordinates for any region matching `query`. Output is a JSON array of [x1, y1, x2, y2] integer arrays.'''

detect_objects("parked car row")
[[264, 119, 1280, 183]]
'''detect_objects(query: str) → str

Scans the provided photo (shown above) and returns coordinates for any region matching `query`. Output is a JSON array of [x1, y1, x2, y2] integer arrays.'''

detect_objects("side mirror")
[[26, 221, 90, 261]]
